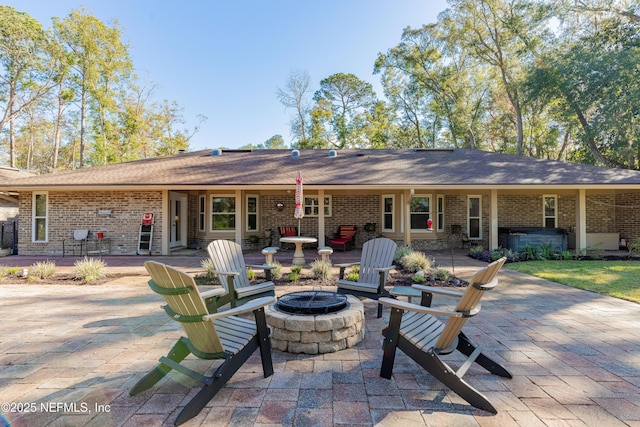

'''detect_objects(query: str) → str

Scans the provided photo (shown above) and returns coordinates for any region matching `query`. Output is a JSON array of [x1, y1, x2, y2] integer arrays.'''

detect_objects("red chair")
[[279, 226, 298, 250], [279, 226, 297, 237], [329, 225, 357, 251]]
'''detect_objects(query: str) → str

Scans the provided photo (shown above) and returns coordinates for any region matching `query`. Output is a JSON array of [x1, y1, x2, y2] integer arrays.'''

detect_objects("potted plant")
[[364, 223, 377, 232]]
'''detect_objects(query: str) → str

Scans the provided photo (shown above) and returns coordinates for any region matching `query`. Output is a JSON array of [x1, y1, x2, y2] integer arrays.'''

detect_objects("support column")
[[576, 189, 587, 252], [161, 190, 169, 255], [490, 190, 498, 251], [318, 189, 325, 247], [404, 190, 412, 246], [235, 189, 242, 244]]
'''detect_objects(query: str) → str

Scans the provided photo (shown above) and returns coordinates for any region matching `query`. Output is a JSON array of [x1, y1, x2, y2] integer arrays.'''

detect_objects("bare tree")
[[277, 69, 311, 144]]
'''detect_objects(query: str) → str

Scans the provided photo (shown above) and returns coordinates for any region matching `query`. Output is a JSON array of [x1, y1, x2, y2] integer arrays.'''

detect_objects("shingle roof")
[[2, 149, 640, 189], [0, 165, 34, 182]]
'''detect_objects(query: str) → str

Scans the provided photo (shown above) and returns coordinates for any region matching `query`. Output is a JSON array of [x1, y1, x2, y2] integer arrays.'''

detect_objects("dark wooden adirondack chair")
[[130, 261, 274, 426], [336, 237, 397, 317], [378, 257, 511, 414]]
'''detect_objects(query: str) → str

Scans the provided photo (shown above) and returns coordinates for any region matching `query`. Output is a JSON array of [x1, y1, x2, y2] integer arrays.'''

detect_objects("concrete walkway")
[[1, 251, 639, 426]]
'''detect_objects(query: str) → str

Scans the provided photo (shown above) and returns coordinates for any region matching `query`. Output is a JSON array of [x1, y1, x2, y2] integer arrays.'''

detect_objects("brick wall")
[[583, 193, 616, 233], [18, 191, 163, 255], [497, 194, 580, 230], [498, 195, 540, 227], [15, 189, 640, 255], [616, 192, 640, 241], [259, 194, 380, 248]]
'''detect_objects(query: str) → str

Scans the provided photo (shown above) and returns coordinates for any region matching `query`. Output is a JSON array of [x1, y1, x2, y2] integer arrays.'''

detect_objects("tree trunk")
[[468, 127, 476, 149], [9, 110, 15, 168]]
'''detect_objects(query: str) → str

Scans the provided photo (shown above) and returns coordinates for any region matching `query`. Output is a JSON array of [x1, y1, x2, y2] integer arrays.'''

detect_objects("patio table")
[[279, 236, 317, 265]]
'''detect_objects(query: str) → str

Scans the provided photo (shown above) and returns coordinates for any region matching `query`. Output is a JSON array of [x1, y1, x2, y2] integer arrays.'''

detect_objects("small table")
[[279, 236, 317, 266], [390, 285, 423, 304]]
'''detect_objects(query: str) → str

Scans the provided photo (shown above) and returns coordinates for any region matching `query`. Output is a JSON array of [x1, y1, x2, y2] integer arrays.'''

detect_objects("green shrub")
[[539, 242, 556, 260], [345, 271, 359, 281], [628, 237, 640, 258], [290, 265, 302, 274], [501, 248, 519, 262], [560, 250, 575, 260], [288, 271, 299, 283], [310, 259, 332, 280], [74, 257, 107, 282], [411, 274, 426, 283], [584, 245, 604, 260], [7, 266, 20, 275], [200, 259, 216, 279], [246, 268, 256, 280], [469, 245, 484, 257], [400, 251, 433, 273], [394, 246, 413, 262], [434, 267, 450, 281], [270, 262, 283, 280], [30, 260, 57, 280], [195, 259, 221, 286], [519, 244, 541, 261]]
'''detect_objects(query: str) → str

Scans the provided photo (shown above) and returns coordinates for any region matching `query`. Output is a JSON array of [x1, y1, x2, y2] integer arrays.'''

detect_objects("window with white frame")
[[246, 195, 258, 231], [410, 195, 431, 231], [382, 195, 394, 232], [33, 192, 48, 242], [198, 195, 206, 232], [304, 196, 331, 217], [211, 195, 236, 231], [468, 196, 481, 239], [437, 195, 444, 232], [543, 195, 557, 228]]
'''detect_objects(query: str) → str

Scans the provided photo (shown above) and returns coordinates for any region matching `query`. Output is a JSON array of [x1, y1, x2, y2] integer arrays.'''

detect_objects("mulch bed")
[[271, 264, 468, 289], [0, 273, 141, 286], [1, 264, 468, 289]]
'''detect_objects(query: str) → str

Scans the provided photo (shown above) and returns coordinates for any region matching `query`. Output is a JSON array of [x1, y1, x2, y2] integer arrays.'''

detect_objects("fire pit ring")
[[265, 293, 365, 354], [276, 290, 348, 315]]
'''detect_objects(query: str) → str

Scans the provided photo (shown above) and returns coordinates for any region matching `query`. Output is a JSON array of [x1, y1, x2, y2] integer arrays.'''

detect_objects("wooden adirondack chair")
[[130, 261, 274, 426], [206, 239, 276, 309], [378, 257, 511, 414], [336, 237, 398, 318]]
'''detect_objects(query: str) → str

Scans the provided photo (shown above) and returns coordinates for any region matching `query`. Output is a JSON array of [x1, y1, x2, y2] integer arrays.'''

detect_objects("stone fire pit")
[[265, 292, 365, 354]]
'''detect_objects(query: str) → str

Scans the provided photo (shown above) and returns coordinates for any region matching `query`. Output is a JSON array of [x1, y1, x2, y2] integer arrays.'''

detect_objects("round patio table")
[[279, 236, 317, 266]]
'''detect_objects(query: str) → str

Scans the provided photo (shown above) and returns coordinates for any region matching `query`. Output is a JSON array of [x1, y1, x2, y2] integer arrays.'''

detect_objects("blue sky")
[[7, 1, 449, 151]]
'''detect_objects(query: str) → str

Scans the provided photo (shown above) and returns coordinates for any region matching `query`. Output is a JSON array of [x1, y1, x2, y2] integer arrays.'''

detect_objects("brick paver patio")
[[1, 251, 639, 426]]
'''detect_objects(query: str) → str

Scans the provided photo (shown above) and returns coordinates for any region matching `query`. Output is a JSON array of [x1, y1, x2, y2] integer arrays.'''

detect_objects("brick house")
[[2, 148, 640, 256]]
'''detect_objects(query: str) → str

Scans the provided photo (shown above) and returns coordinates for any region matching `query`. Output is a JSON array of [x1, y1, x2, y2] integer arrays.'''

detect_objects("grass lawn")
[[505, 260, 640, 303]]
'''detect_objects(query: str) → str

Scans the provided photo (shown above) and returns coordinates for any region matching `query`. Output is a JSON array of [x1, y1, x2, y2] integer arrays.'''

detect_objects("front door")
[[170, 193, 188, 248]]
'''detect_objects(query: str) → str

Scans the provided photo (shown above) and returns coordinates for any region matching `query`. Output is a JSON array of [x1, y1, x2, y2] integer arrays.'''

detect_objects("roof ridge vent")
[[211, 148, 222, 156], [328, 149, 338, 157], [291, 149, 300, 158]]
